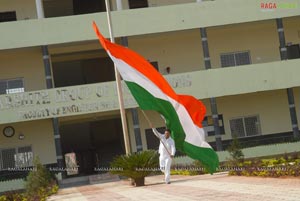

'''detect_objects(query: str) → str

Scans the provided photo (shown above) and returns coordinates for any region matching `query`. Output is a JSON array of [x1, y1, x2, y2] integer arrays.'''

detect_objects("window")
[[129, 0, 148, 9], [145, 127, 165, 150], [202, 114, 225, 136], [150, 61, 159, 71], [0, 146, 33, 169], [73, 0, 106, 15], [0, 78, 24, 95], [287, 44, 300, 60], [220, 51, 251, 67], [0, 11, 16, 23], [229, 115, 261, 138]]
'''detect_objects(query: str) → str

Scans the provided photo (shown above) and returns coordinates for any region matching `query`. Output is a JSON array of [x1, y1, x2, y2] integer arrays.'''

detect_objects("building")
[[0, 0, 300, 190]]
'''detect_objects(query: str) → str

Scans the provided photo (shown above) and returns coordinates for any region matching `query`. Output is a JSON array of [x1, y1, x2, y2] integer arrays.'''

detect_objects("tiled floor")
[[48, 172, 300, 201]]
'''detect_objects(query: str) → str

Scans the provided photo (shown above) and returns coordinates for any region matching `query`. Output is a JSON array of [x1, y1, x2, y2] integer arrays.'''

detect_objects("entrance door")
[[60, 118, 125, 176]]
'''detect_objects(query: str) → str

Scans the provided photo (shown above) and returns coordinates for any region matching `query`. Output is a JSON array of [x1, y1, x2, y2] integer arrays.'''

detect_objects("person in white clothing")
[[152, 128, 176, 184]]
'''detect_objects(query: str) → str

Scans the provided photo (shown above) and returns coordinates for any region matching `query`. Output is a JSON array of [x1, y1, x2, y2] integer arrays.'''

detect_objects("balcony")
[[0, 58, 299, 124], [0, 0, 299, 50]]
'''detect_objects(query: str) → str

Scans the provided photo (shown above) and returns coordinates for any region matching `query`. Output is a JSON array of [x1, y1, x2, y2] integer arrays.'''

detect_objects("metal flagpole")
[[104, 0, 131, 154]]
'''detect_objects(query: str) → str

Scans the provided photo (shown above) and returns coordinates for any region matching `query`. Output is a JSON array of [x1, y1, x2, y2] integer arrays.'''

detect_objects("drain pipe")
[[35, 0, 65, 176]]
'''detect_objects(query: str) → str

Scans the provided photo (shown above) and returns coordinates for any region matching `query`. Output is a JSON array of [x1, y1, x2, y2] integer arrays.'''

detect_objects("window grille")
[[0, 11, 16, 23], [0, 146, 33, 170], [220, 51, 251, 67], [220, 54, 235, 67], [15, 146, 33, 168], [0, 78, 24, 95], [230, 118, 245, 138], [1, 148, 15, 169], [129, 0, 148, 9], [244, 116, 260, 137], [230, 115, 261, 138]]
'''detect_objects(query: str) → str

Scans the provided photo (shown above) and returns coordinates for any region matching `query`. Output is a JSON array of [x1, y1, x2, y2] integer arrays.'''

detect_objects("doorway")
[[59, 118, 125, 176]]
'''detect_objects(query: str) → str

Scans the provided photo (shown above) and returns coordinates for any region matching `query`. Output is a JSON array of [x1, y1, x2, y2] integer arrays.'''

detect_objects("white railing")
[[0, 178, 25, 193]]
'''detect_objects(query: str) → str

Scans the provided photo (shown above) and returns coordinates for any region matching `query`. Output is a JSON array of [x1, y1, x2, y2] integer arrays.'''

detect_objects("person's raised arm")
[[152, 128, 164, 139]]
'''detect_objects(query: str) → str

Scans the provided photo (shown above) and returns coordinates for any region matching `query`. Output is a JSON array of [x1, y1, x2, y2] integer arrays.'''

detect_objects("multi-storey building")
[[0, 0, 300, 190]]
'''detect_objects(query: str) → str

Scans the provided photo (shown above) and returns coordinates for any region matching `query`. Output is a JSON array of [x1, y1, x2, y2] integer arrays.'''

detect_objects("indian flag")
[[93, 22, 219, 173]]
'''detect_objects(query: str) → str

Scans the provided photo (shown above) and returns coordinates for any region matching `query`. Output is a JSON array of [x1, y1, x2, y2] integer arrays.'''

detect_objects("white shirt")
[[152, 128, 176, 158]]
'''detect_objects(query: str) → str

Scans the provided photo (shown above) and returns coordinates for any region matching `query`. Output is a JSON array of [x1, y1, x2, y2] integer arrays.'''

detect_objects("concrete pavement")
[[48, 172, 300, 201]]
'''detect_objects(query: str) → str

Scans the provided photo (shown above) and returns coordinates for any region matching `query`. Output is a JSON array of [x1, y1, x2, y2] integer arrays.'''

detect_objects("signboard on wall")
[[0, 74, 193, 124], [0, 81, 136, 124]]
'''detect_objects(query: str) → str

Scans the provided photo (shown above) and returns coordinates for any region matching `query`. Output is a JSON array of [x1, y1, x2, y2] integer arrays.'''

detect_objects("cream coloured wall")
[[0, 48, 47, 91], [127, 19, 289, 75], [128, 29, 205, 74], [0, 119, 57, 164], [148, 0, 195, 7], [206, 90, 292, 141], [0, 0, 37, 20], [1, 1, 299, 50], [135, 90, 293, 147], [120, 0, 205, 9], [207, 20, 281, 68]]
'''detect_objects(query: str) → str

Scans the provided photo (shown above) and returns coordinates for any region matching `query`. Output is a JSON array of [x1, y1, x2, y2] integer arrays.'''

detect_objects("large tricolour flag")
[[93, 22, 219, 173]]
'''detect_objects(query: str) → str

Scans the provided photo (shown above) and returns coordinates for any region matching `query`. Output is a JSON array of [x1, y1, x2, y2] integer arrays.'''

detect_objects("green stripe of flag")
[[126, 81, 219, 173]]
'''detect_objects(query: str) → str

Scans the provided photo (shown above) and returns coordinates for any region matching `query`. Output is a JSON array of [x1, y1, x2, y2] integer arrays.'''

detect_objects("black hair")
[[165, 128, 171, 133]]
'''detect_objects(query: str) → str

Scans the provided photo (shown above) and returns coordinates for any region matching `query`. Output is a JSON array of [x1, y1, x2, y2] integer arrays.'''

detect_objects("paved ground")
[[48, 172, 300, 201]]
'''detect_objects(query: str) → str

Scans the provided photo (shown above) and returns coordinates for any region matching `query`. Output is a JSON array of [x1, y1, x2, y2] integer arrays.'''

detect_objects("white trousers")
[[159, 156, 172, 183]]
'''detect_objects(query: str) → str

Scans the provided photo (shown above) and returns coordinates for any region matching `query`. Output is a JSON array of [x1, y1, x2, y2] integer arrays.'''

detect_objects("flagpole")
[[105, 0, 131, 154], [141, 110, 172, 157]]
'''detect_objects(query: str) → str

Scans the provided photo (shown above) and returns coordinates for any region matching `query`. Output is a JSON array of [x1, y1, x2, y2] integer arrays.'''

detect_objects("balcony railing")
[[0, 58, 299, 124], [0, 1, 299, 50]]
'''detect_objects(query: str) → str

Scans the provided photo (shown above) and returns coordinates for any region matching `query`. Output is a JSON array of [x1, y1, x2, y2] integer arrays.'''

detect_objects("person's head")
[[164, 128, 171, 139]]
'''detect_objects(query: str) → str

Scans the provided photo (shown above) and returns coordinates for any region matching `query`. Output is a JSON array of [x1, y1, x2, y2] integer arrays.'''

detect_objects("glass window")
[[15, 146, 34, 168], [0, 11, 16, 23], [129, 0, 148, 9], [221, 51, 251, 67], [0, 78, 24, 95], [1, 148, 15, 169], [0, 146, 33, 169], [230, 118, 245, 138], [220, 54, 235, 67], [230, 115, 261, 138]]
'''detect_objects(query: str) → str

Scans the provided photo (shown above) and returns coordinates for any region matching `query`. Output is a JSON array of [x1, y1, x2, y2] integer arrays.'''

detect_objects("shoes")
[[166, 182, 171, 184]]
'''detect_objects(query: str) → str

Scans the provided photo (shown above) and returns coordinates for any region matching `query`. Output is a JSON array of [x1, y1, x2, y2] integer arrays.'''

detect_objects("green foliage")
[[24, 157, 58, 200], [0, 158, 59, 200], [0, 191, 25, 201], [227, 136, 244, 162], [0, 182, 58, 201], [110, 150, 159, 186], [171, 169, 197, 176], [171, 160, 209, 176], [228, 152, 300, 178]]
